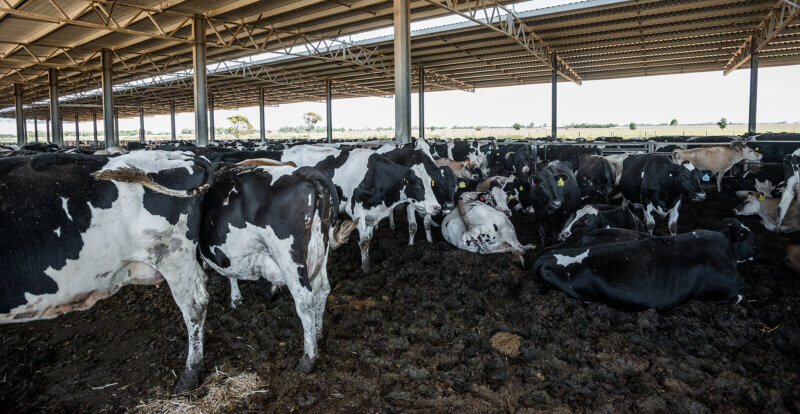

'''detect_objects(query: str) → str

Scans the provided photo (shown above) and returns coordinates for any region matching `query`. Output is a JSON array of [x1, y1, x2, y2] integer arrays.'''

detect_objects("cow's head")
[[733, 191, 766, 216], [532, 168, 571, 215], [436, 166, 458, 213], [403, 168, 441, 215], [559, 205, 600, 241], [714, 218, 756, 262], [673, 161, 706, 201], [733, 143, 763, 162], [486, 186, 512, 216]]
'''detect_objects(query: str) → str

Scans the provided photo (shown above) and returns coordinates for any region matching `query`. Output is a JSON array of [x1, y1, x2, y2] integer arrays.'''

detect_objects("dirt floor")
[[1, 189, 799, 413]]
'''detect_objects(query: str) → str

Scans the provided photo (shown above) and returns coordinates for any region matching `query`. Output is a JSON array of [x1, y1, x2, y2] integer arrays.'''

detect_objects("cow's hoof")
[[175, 368, 201, 394], [296, 355, 315, 373], [230, 299, 242, 309]]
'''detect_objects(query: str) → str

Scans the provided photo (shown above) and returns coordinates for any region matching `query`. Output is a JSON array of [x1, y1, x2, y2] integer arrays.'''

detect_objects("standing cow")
[[0, 151, 213, 392], [576, 154, 616, 203], [532, 161, 581, 247], [620, 154, 706, 235], [672, 144, 762, 192]]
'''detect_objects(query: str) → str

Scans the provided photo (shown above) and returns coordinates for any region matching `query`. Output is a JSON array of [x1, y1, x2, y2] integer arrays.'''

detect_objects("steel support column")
[[326, 79, 333, 143], [48, 68, 62, 146], [46, 116, 50, 143], [748, 51, 758, 135], [193, 14, 209, 146], [139, 107, 145, 143], [394, 0, 411, 143], [14, 83, 25, 147], [208, 94, 215, 142], [170, 100, 176, 140], [92, 110, 98, 142], [259, 88, 266, 142], [114, 108, 119, 143], [101, 49, 115, 147], [74, 112, 79, 145], [551, 68, 557, 139], [419, 67, 425, 140], [33, 117, 38, 142]]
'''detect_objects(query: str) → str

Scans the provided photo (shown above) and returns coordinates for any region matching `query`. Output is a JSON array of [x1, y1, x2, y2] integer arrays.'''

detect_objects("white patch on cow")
[[736, 294, 743, 304], [683, 162, 696, 171], [559, 204, 599, 240], [222, 186, 238, 206], [61, 197, 72, 221], [754, 179, 775, 196], [54, 227, 61, 237], [554, 249, 590, 267], [308, 193, 313, 207], [640, 171, 644, 178], [101, 150, 195, 174], [254, 165, 295, 182]]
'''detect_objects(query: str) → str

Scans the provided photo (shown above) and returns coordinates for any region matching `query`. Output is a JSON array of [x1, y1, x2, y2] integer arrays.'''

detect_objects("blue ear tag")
[[702, 173, 710, 182]]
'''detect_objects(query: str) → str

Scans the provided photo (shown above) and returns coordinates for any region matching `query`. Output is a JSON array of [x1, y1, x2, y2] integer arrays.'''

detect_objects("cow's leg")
[[228, 277, 243, 308], [643, 204, 656, 234], [161, 260, 208, 393], [423, 214, 433, 243], [388, 208, 396, 231], [776, 176, 798, 233], [358, 222, 375, 273], [667, 199, 681, 235], [313, 268, 331, 342], [285, 277, 319, 373], [406, 203, 418, 245], [621, 198, 629, 209]]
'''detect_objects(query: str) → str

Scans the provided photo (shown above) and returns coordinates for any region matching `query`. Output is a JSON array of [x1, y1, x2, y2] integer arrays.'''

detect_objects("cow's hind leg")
[[406, 203, 418, 245], [358, 222, 375, 273], [643, 204, 656, 234], [423, 214, 433, 243], [285, 277, 319, 373], [667, 200, 681, 235], [228, 277, 243, 308]]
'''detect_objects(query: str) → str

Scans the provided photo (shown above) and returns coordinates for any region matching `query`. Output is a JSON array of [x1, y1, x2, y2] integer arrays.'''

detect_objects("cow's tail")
[[293, 166, 357, 252], [92, 157, 214, 197]]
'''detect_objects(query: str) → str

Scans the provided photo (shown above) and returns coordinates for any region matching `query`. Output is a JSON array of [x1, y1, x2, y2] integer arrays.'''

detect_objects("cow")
[[199, 164, 353, 373], [442, 199, 534, 266], [435, 158, 480, 180], [722, 164, 783, 197], [459, 185, 512, 217], [381, 147, 457, 245], [430, 139, 493, 177], [558, 204, 645, 241], [672, 144, 763, 192], [619, 154, 706, 235], [776, 149, 800, 233], [532, 161, 581, 247], [534, 219, 754, 311], [735, 191, 800, 233], [576, 154, 615, 203], [94, 146, 127, 155], [0, 151, 214, 392], [604, 153, 633, 186], [282, 146, 440, 271], [544, 145, 602, 171]]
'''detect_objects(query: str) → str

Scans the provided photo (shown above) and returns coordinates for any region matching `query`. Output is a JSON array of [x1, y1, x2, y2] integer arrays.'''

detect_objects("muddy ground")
[[1, 189, 799, 412]]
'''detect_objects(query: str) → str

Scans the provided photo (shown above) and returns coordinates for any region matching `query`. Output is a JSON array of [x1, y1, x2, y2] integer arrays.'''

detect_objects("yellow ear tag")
[[508, 194, 514, 200], [755, 147, 759, 151], [557, 177, 565, 187], [458, 181, 466, 188], [519, 186, 524, 191], [758, 194, 765, 201], [431, 180, 435, 187]]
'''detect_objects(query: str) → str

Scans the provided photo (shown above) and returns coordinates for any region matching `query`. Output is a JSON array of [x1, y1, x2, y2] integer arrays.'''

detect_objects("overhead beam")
[[422, 0, 582, 85], [723, 0, 800, 75]]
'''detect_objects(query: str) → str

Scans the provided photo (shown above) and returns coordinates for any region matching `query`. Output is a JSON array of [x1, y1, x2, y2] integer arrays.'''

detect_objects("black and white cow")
[[430, 139, 493, 177], [576, 154, 615, 203], [282, 146, 440, 271], [534, 219, 754, 311], [532, 161, 581, 246], [0, 151, 213, 392], [776, 149, 800, 233], [558, 204, 645, 241], [199, 164, 350, 373], [619, 154, 706, 235]]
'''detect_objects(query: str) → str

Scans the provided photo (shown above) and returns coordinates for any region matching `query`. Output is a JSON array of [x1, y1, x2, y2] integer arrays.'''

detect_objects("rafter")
[[723, 0, 800, 75]]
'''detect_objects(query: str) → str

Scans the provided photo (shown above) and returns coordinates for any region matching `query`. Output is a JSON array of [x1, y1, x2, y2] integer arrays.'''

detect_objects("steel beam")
[[419, 67, 425, 140], [193, 14, 209, 147], [48, 69, 62, 146], [259, 88, 265, 142], [748, 52, 759, 135], [14, 83, 25, 147], [139, 107, 145, 143], [33, 117, 38, 142], [170, 100, 177, 140], [326, 79, 333, 143], [551, 68, 557, 139], [74, 112, 79, 144], [114, 108, 119, 143], [394, 0, 412, 144], [101, 49, 116, 147], [723, 0, 800, 75], [92, 110, 98, 142], [46, 116, 50, 143]]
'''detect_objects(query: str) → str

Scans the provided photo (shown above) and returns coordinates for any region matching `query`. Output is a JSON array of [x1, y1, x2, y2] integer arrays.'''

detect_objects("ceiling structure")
[[0, 0, 798, 122]]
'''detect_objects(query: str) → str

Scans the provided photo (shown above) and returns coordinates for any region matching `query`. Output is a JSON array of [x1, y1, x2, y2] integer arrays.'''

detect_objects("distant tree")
[[475, 126, 483, 131], [513, 123, 522, 130], [227, 115, 254, 138], [670, 119, 678, 126], [181, 128, 193, 135], [303, 112, 322, 135], [629, 122, 637, 130], [717, 117, 728, 129]]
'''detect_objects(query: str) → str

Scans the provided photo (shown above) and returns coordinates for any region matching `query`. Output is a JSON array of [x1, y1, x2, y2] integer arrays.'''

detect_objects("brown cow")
[[435, 158, 479, 179], [672, 144, 762, 192], [237, 158, 297, 167], [734, 191, 800, 233]]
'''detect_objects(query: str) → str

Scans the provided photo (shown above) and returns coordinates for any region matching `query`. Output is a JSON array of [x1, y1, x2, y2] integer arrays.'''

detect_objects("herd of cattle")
[[1, 133, 799, 393]]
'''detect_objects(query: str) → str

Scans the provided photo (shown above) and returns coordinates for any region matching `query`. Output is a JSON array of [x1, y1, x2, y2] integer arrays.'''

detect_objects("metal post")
[[170, 100, 176, 140], [74, 112, 79, 145], [33, 117, 38, 142], [48, 68, 62, 146], [101, 49, 115, 147], [139, 107, 145, 143], [748, 50, 758, 135], [114, 108, 119, 143], [92, 110, 98, 142], [193, 14, 209, 146], [14, 83, 25, 147], [326, 79, 333, 143], [208, 94, 215, 142], [258, 88, 265, 142], [46, 116, 50, 143], [393, 0, 411, 144], [419, 67, 425, 140], [551, 67, 557, 139]]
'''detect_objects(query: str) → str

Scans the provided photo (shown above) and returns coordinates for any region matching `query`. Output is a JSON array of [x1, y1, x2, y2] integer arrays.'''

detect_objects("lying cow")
[[534, 219, 754, 311], [735, 191, 800, 233], [672, 144, 762, 192], [777, 149, 800, 232], [0, 151, 213, 391], [532, 161, 581, 246], [199, 164, 352, 373], [620, 154, 706, 235], [576, 154, 615, 203], [559, 204, 645, 241], [442, 199, 534, 266]]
